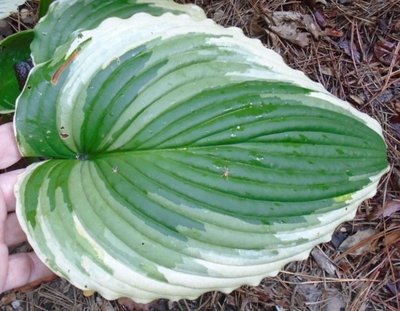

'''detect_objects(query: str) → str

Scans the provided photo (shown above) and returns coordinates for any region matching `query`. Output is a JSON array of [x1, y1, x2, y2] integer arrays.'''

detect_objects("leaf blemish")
[[60, 132, 69, 139], [221, 166, 230, 180], [51, 49, 81, 85], [59, 126, 69, 139], [51, 38, 92, 85]]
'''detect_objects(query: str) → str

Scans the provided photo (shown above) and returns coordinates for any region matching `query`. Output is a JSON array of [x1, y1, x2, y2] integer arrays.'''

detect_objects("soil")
[[0, 0, 399, 310]]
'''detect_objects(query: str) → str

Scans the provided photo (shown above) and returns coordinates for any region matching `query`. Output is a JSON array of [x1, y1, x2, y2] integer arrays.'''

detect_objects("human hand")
[[0, 122, 54, 294]]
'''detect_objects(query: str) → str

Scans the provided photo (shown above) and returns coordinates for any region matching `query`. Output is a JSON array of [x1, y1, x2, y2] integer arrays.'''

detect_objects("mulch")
[[0, 0, 399, 310]]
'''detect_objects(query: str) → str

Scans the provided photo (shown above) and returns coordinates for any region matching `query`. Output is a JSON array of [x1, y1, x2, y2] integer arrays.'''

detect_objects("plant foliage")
[[0, 30, 33, 113], [13, 0, 388, 302]]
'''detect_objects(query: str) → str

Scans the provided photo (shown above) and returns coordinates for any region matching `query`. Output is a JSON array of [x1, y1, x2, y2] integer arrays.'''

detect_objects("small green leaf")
[[38, 0, 52, 18], [0, 30, 34, 113]]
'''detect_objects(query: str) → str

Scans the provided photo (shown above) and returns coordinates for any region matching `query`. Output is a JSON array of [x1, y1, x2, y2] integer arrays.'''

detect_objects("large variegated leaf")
[[0, 0, 25, 19], [30, 0, 206, 65], [15, 13, 388, 302]]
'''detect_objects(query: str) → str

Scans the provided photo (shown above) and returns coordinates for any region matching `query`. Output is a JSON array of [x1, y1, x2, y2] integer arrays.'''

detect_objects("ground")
[[0, 0, 399, 310]]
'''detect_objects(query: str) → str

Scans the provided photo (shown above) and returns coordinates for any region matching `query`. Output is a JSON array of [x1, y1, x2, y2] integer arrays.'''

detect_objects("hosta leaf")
[[15, 13, 388, 302], [30, 0, 206, 65], [0, 0, 25, 19], [0, 30, 33, 113]]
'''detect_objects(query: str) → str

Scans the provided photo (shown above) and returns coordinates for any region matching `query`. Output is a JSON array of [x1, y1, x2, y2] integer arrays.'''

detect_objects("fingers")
[[2, 252, 55, 293], [0, 123, 54, 293], [5, 213, 26, 246], [0, 123, 21, 170], [0, 170, 24, 212], [0, 244, 8, 292], [0, 194, 6, 243]]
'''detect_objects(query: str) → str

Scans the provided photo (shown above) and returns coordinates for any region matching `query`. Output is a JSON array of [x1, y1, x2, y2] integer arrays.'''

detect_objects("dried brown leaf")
[[319, 65, 334, 76], [370, 200, 400, 219], [338, 229, 376, 256], [0, 292, 16, 306], [384, 230, 400, 247], [264, 11, 322, 48], [249, 15, 266, 37], [324, 288, 346, 311], [383, 200, 400, 218], [374, 39, 400, 66], [118, 298, 150, 311], [339, 37, 361, 63], [314, 9, 327, 29], [294, 284, 322, 311], [311, 247, 337, 276], [19, 8, 36, 25]]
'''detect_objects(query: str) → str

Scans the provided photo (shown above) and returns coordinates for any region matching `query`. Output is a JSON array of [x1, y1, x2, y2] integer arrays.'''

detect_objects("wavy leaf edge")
[[14, 11, 389, 303]]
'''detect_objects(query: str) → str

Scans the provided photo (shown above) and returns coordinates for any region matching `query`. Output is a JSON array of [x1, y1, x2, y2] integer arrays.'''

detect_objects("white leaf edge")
[[14, 11, 389, 302], [30, 0, 206, 65]]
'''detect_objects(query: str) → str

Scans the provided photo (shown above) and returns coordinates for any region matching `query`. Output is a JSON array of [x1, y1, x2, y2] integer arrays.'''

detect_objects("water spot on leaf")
[[221, 166, 230, 180]]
